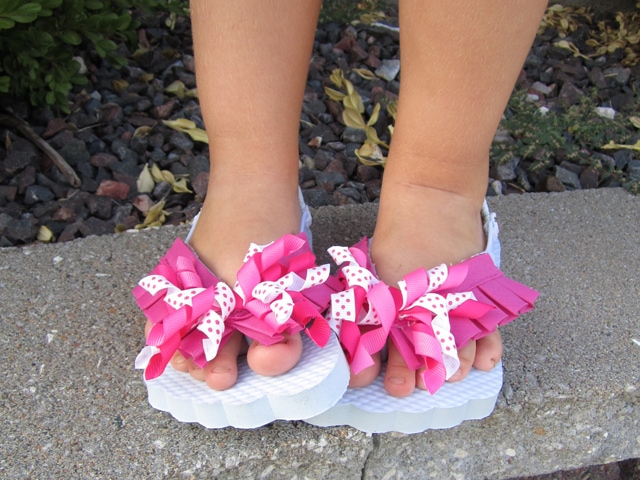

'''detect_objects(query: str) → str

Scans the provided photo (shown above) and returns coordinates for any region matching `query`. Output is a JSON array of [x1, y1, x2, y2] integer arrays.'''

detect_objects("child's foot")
[[146, 174, 304, 391], [368, 181, 503, 397]]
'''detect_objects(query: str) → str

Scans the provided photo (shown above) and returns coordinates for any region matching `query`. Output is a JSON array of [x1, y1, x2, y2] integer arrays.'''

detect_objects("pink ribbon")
[[328, 239, 501, 395], [327, 239, 397, 374], [133, 233, 338, 380], [133, 239, 236, 379]]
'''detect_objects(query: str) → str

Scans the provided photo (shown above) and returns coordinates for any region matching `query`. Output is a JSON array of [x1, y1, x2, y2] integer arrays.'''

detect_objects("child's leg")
[[163, 0, 322, 390], [367, 0, 547, 397]]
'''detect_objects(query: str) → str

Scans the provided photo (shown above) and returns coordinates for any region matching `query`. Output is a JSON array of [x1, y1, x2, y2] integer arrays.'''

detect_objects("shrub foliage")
[[0, 0, 186, 113]]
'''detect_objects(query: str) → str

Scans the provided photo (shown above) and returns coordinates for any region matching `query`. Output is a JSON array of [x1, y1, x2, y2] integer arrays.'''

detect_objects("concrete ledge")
[[1, 189, 638, 479]]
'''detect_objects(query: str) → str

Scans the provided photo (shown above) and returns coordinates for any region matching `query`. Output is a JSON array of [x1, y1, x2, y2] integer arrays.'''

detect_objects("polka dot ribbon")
[[327, 239, 397, 375], [133, 240, 237, 380], [391, 265, 473, 394], [232, 233, 335, 348]]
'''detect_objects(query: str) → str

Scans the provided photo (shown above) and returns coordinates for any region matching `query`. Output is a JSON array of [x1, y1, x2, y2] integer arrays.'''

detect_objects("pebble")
[[342, 127, 367, 144], [0, 12, 637, 247], [24, 185, 55, 205], [375, 59, 400, 82], [555, 166, 582, 190], [96, 180, 130, 200]]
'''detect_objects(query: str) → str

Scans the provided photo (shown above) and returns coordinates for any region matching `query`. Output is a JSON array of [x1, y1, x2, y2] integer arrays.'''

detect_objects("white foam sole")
[[305, 363, 503, 433], [144, 334, 350, 429]]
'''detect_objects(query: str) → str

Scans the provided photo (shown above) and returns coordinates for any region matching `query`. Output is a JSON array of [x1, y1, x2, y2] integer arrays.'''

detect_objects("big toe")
[[202, 330, 245, 391], [247, 333, 303, 376], [384, 341, 416, 397], [473, 330, 503, 371], [448, 339, 476, 382]]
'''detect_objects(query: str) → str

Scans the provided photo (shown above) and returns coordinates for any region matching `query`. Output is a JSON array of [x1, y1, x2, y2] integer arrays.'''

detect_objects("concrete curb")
[[1, 188, 638, 479]]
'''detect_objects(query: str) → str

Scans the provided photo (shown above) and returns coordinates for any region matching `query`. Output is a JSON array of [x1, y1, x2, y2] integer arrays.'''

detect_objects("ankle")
[[371, 184, 485, 285], [188, 179, 301, 284]]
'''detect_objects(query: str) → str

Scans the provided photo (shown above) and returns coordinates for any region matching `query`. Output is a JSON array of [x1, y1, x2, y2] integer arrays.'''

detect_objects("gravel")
[[0, 8, 638, 247]]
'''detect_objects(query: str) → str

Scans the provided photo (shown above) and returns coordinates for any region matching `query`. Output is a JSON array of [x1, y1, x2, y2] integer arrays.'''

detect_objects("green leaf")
[[85, 0, 104, 9], [6, 3, 42, 23], [0, 18, 15, 30], [0, 76, 10, 93], [60, 31, 82, 45]]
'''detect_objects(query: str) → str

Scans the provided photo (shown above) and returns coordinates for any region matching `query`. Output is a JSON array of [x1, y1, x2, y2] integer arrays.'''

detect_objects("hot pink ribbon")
[[233, 233, 337, 348], [327, 239, 397, 374], [133, 233, 338, 380], [133, 238, 237, 379], [328, 238, 499, 395]]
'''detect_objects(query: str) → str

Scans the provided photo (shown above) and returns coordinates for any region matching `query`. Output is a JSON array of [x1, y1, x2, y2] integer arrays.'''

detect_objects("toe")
[[202, 331, 245, 390], [348, 353, 381, 388], [384, 341, 416, 397], [473, 330, 503, 371], [247, 332, 303, 376], [169, 351, 190, 372], [448, 339, 476, 382]]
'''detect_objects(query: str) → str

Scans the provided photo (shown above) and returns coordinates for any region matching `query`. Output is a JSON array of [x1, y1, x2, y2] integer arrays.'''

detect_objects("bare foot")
[[366, 182, 503, 397], [145, 174, 306, 391]]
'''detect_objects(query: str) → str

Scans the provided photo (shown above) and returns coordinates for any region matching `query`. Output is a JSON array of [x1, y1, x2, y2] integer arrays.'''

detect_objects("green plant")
[[319, 0, 386, 24], [491, 90, 640, 193], [0, 0, 188, 113]]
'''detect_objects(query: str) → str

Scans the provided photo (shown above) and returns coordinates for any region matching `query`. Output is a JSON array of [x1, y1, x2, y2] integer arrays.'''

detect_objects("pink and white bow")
[[327, 239, 397, 374], [133, 239, 238, 380], [233, 233, 337, 348]]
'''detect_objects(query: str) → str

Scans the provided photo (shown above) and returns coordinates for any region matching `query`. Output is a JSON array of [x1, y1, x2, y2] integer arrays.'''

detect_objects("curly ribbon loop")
[[327, 239, 396, 374], [133, 240, 238, 379], [133, 232, 339, 381], [392, 266, 470, 394], [235, 235, 335, 347]]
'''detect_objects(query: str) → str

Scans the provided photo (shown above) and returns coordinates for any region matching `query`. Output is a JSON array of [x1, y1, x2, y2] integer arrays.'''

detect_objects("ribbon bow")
[[327, 239, 397, 374], [232, 233, 336, 348], [133, 239, 237, 380]]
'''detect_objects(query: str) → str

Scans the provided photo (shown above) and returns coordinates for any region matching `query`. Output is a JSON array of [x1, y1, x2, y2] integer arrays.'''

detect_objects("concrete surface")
[[1, 188, 638, 479]]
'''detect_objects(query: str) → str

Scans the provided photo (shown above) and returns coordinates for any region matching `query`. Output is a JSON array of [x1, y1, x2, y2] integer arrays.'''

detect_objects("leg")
[[160, 0, 321, 390], [370, 0, 547, 396]]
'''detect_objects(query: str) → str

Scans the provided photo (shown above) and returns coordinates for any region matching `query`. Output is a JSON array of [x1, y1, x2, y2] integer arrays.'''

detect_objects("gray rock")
[[592, 152, 616, 170], [557, 81, 583, 108], [152, 181, 172, 200], [3, 150, 38, 174], [627, 159, 640, 180], [612, 149, 633, 170], [555, 166, 582, 190], [490, 156, 519, 181], [314, 171, 345, 188], [301, 188, 330, 207], [187, 154, 210, 179], [169, 131, 194, 153], [24, 185, 55, 205], [0, 212, 13, 234], [604, 66, 630, 86], [375, 59, 401, 82], [5, 217, 38, 243], [342, 126, 367, 144]]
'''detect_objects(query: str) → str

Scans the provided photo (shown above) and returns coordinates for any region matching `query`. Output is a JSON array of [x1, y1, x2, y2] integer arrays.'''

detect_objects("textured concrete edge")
[[1, 189, 638, 479]]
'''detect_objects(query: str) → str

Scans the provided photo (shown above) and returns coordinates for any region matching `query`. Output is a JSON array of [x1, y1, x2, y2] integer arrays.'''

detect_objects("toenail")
[[388, 376, 406, 385], [212, 366, 231, 373]]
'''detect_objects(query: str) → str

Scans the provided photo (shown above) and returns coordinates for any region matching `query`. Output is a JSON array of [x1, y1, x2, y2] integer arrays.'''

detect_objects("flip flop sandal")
[[133, 189, 350, 428], [305, 202, 539, 433]]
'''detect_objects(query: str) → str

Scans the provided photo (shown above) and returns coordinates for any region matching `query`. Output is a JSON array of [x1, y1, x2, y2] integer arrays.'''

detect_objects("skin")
[[146, 0, 548, 396]]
